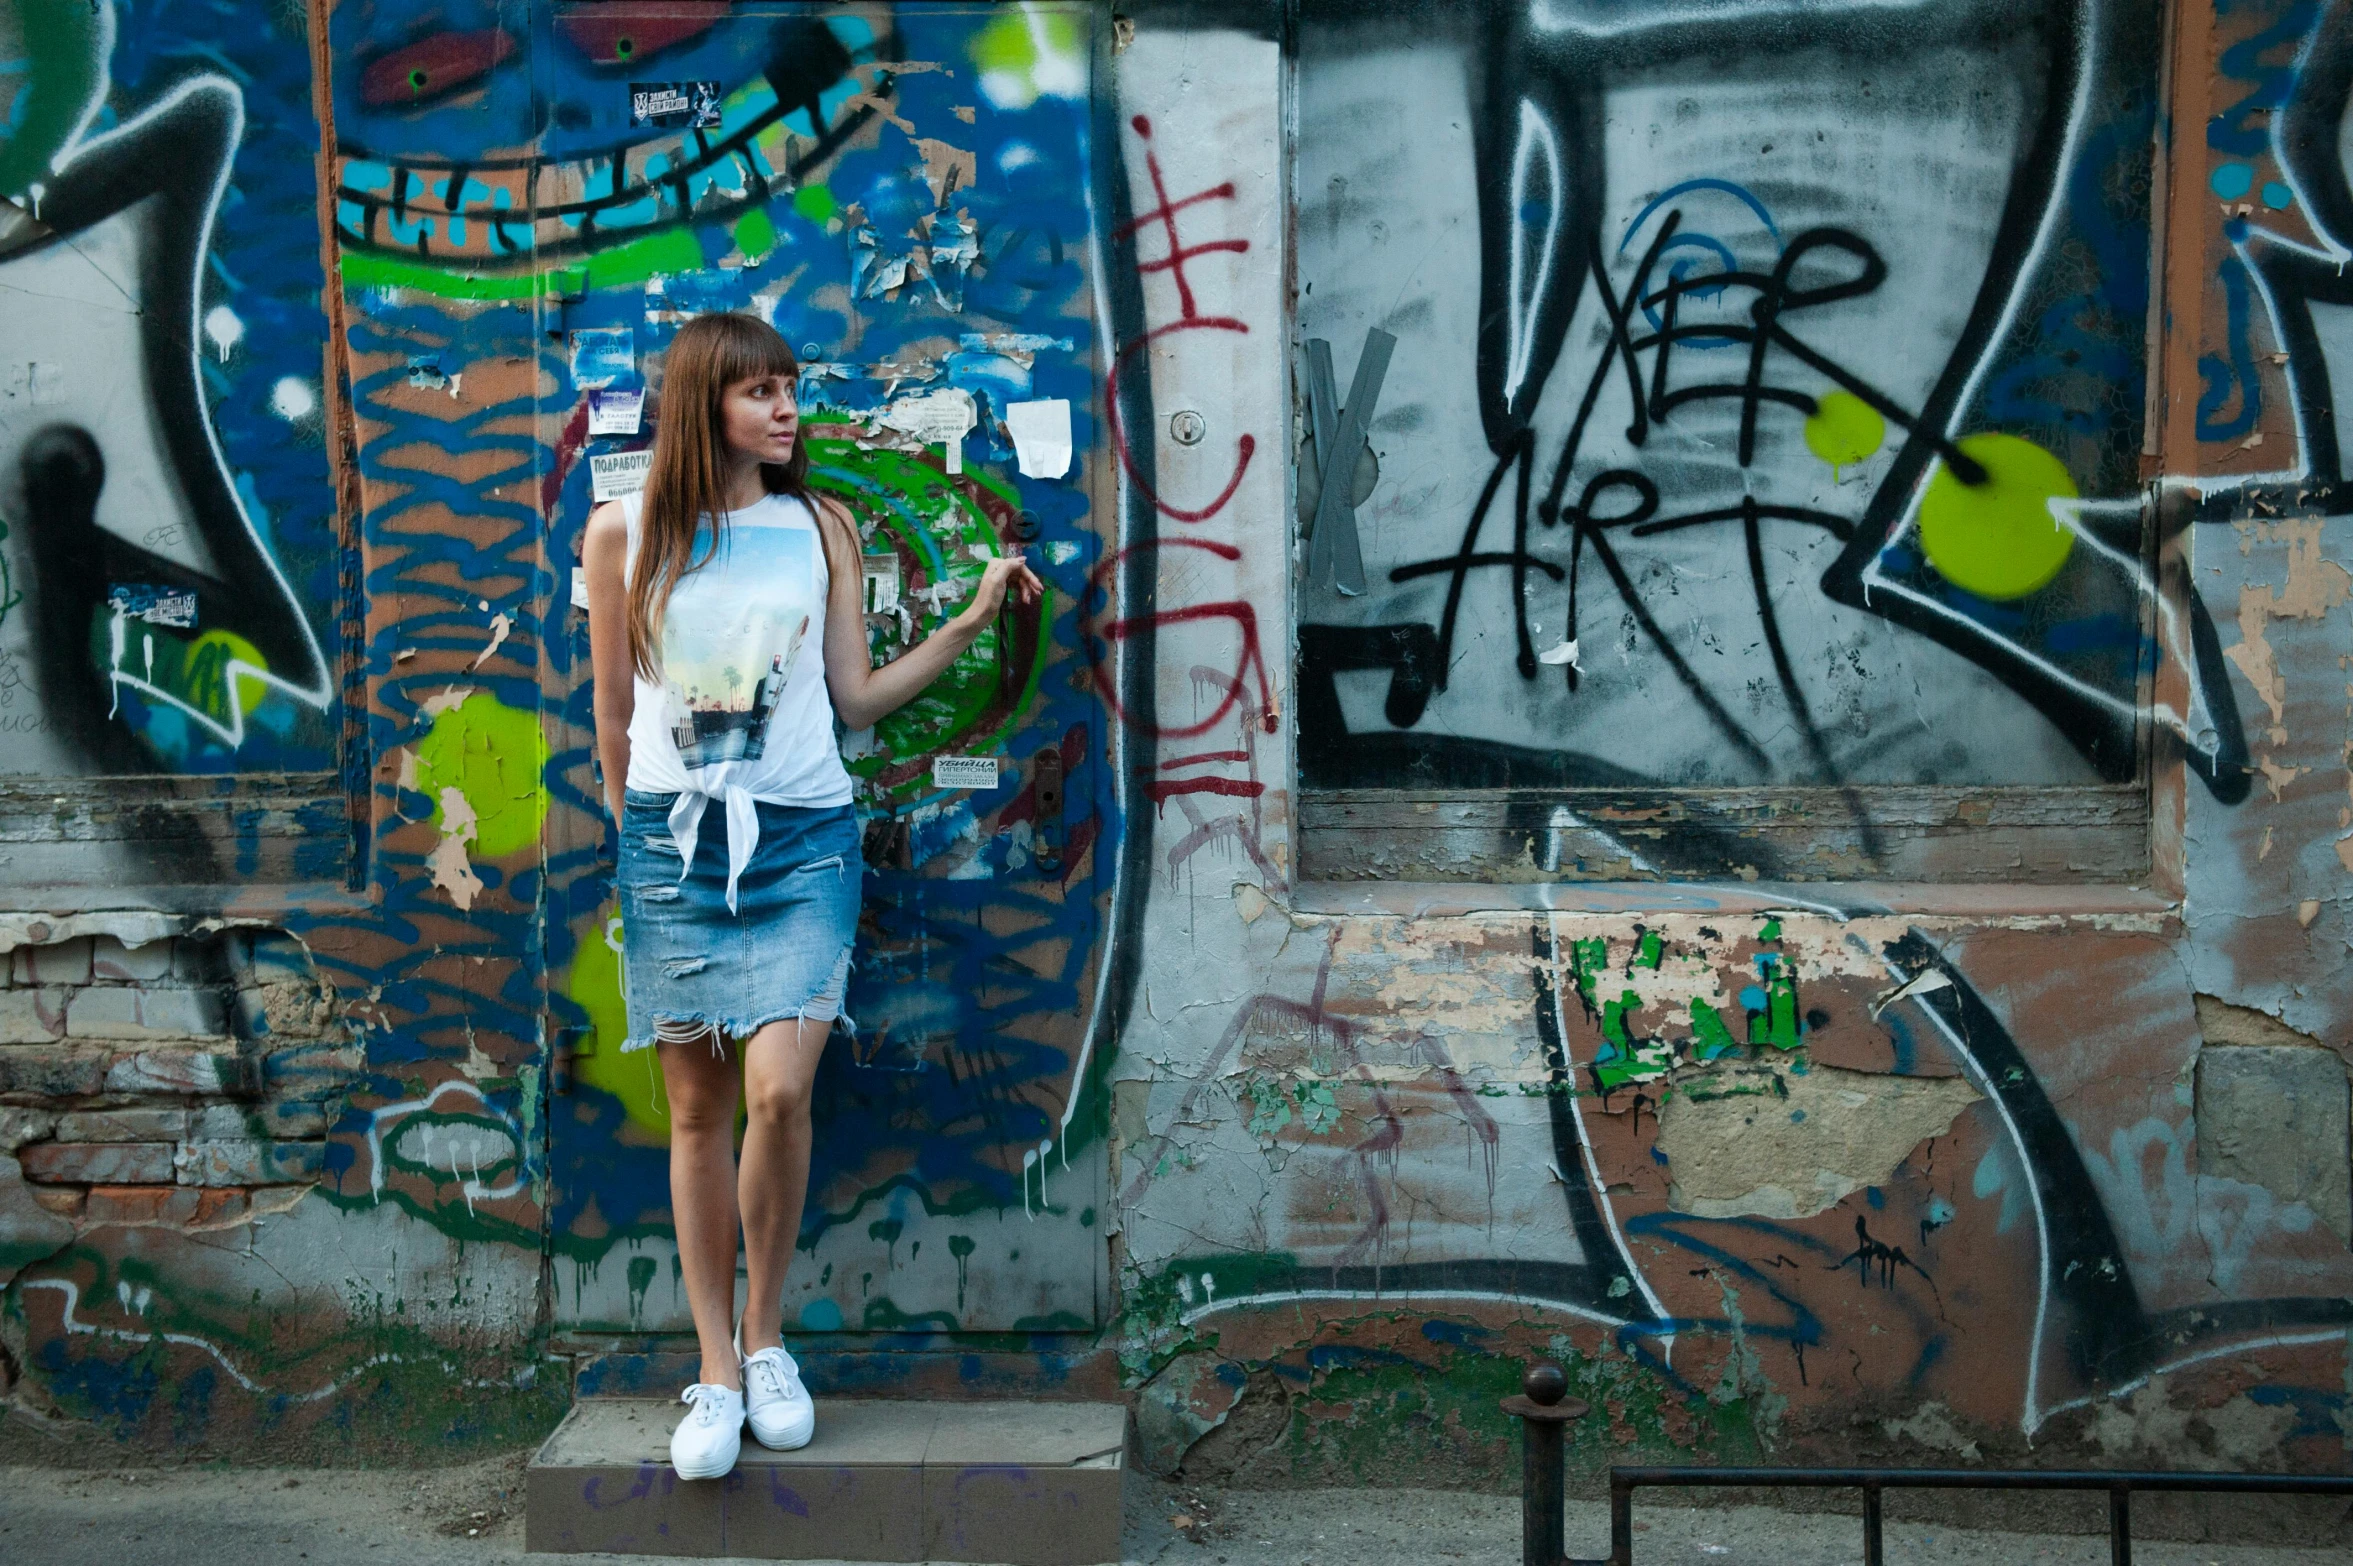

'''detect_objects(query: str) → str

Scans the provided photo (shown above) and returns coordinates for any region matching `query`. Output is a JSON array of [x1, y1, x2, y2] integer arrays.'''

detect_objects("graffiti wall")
[[0, 0, 2348, 1489], [1111, 0, 2353, 1486]]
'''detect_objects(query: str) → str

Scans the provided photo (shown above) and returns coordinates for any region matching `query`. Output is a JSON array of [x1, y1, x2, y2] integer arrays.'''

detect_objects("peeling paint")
[[1658, 1065, 1981, 1221]]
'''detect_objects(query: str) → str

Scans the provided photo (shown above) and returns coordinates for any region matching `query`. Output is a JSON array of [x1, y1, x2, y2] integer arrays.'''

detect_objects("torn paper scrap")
[[588, 387, 643, 435], [862, 554, 902, 615], [1536, 638, 1581, 669], [569, 326, 634, 389], [1005, 398, 1071, 479], [881, 388, 977, 475], [590, 449, 653, 500], [925, 209, 979, 312], [1870, 967, 1954, 1020]]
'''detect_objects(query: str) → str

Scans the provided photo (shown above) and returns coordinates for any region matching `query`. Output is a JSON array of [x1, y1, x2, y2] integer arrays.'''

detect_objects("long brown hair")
[[626, 312, 810, 681]]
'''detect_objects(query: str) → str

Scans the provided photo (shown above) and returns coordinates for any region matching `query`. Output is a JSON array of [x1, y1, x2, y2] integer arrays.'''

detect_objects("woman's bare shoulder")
[[806, 491, 860, 551], [583, 500, 630, 557]]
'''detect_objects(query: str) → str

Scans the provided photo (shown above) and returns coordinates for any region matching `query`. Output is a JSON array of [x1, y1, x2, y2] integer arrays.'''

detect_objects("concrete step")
[[526, 1397, 1127, 1564], [567, 1344, 1121, 1405]]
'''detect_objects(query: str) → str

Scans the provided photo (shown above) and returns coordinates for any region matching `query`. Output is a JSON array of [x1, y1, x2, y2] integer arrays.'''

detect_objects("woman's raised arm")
[[812, 495, 1041, 732]]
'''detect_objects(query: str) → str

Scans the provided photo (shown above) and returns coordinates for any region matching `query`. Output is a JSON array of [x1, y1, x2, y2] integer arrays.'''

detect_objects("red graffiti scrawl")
[[1109, 115, 1256, 523], [1086, 538, 1278, 740]]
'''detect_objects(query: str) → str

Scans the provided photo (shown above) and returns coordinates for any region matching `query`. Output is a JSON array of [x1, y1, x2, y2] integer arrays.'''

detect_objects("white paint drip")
[[467, 611, 512, 673]]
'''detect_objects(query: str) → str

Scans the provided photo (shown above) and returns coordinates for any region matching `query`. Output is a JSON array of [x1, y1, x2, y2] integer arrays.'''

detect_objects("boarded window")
[[1289, 0, 2170, 883]]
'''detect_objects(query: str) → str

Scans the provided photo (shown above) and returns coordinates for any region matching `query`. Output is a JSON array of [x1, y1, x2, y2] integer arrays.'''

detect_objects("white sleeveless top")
[[622, 490, 854, 910]]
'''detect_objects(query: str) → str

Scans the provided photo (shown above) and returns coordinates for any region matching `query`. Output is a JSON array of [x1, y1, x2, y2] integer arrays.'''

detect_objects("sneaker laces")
[[744, 1348, 800, 1402], [680, 1382, 735, 1426]]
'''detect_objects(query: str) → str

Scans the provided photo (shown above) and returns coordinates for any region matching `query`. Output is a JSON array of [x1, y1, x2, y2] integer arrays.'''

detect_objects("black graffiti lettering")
[[1390, 213, 2000, 792], [1831, 1215, 1932, 1291]]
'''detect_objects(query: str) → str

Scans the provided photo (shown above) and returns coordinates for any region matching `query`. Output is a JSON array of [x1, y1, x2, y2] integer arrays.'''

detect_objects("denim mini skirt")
[[617, 789, 862, 1052]]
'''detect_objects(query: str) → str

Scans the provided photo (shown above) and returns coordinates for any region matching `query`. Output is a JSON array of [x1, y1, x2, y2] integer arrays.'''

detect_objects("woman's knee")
[[667, 1085, 738, 1136], [661, 1047, 739, 1134], [743, 1067, 810, 1128]]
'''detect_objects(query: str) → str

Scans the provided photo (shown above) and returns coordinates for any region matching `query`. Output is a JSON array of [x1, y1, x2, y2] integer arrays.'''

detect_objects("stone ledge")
[[527, 1398, 1126, 1563]]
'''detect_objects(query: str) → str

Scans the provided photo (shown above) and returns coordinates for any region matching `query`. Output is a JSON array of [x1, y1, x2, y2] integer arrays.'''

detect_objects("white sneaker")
[[670, 1382, 744, 1479], [741, 1346, 815, 1450]]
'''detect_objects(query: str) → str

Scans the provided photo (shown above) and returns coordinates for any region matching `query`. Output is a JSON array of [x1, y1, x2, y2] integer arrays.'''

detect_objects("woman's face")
[[718, 369, 798, 465]]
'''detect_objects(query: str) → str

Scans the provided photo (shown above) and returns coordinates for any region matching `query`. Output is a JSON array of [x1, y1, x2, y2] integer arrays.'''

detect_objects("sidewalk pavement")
[[1, 1452, 2348, 1565]]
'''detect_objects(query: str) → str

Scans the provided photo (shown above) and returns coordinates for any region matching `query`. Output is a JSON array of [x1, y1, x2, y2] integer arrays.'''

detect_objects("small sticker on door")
[[931, 755, 999, 790], [630, 81, 721, 129], [588, 387, 644, 435], [590, 449, 653, 500]]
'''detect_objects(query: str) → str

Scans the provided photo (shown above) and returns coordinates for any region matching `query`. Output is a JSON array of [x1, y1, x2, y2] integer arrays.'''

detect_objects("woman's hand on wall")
[[952, 555, 1044, 632]]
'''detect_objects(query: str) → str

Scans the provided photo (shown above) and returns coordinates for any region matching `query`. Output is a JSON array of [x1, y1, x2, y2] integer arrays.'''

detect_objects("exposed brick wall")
[[0, 930, 359, 1232]]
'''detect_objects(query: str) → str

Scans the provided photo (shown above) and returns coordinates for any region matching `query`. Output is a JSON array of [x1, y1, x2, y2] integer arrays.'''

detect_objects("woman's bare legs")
[[661, 1032, 746, 1389], [736, 1015, 830, 1354]]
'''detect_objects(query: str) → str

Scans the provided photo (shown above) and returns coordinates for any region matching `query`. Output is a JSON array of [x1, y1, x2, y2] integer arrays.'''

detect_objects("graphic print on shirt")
[[658, 523, 816, 769]]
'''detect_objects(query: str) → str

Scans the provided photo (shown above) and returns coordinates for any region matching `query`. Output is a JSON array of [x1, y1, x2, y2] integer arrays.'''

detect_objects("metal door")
[[522, 2, 1114, 1334]]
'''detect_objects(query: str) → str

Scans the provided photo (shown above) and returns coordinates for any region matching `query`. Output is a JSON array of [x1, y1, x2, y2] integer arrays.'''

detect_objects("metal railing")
[[1502, 1362, 2353, 1566]]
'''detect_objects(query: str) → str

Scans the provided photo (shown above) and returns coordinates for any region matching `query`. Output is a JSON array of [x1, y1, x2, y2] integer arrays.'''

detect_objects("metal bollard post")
[[1502, 1362, 1591, 1566]]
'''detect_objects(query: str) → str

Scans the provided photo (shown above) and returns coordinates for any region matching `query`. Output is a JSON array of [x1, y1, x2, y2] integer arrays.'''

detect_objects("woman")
[[582, 312, 1039, 1479]]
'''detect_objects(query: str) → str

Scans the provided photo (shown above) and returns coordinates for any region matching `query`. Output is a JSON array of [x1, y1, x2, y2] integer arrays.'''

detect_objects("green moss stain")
[[414, 692, 548, 858]]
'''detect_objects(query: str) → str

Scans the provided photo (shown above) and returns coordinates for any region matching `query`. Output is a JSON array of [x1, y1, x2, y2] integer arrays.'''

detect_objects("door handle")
[[1032, 747, 1064, 875]]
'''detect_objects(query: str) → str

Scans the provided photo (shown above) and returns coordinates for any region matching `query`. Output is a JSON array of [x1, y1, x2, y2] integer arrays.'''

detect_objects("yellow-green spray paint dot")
[[413, 692, 549, 857], [971, 8, 1086, 110], [1804, 391, 1885, 469], [792, 183, 836, 225], [567, 903, 748, 1141], [1917, 432, 2077, 601], [567, 905, 669, 1136], [182, 630, 272, 723]]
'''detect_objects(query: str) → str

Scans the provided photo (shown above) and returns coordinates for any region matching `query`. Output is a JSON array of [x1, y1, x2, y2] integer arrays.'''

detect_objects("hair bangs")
[[706, 315, 800, 395]]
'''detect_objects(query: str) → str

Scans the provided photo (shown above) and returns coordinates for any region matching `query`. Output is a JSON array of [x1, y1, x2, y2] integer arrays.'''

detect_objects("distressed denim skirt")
[[617, 789, 862, 1053]]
